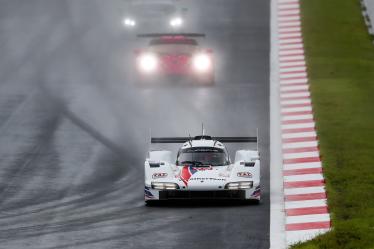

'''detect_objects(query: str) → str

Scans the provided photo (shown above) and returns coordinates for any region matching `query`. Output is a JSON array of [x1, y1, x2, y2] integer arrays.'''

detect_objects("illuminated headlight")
[[138, 53, 158, 73], [225, 181, 253, 190], [169, 17, 183, 27], [192, 53, 212, 72], [151, 182, 179, 190], [123, 18, 136, 27]]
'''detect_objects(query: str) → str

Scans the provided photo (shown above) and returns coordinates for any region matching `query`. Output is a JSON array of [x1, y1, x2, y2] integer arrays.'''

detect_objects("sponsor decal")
[[237, 172, 252, 178], [189, 177, 225, 181], [180, 166, 197, 186], [192, 166, 213, 171], [180, 166, 216, 186], [152, 172, 168, 179], [144, 186, 155, 199], [251, 185, 261, 197]]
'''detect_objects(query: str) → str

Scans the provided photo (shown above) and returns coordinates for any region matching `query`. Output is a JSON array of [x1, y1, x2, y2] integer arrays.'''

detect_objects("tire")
[[242, 198, 260, 205], [145, 200, 159, 206]]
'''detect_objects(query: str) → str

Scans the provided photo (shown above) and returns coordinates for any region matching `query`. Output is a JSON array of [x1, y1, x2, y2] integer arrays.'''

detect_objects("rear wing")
[[152, 136, 259, 151], [150, 137, 257, 143], [137, 33, 206, 38]]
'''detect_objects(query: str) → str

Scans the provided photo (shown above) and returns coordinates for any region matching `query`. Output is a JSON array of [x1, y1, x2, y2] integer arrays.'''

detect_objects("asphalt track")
[[0, 0, 270, 248]]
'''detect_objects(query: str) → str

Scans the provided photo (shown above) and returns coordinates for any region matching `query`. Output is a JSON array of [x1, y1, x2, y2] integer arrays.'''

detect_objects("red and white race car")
[[134, 33, 215, 85]]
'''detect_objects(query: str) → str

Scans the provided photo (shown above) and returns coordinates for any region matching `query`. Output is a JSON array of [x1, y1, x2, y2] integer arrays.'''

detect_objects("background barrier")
[[362, 0, 374, 36]]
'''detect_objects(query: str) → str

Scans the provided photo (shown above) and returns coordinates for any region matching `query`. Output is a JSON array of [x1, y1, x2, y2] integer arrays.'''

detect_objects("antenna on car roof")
[[201, 123, 205, 136], [148, 128, 152, 157], [256, 128, 259, 152], [188, 133, 193, 146]]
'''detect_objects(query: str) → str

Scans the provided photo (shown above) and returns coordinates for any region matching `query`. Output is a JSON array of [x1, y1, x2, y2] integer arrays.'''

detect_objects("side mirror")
[[240, 161, 255, 167], [149, 161, 165, 168]]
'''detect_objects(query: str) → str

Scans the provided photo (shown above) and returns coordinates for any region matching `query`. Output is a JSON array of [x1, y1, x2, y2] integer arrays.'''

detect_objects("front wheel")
[[145, 200, 159, 206], [242, 198, 260, 205]]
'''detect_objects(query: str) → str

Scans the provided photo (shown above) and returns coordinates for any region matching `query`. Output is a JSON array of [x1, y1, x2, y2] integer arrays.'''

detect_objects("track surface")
[[0, 1, 270, 248]]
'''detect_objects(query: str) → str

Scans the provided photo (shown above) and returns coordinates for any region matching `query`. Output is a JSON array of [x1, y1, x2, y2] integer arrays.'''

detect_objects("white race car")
[[144, 133, 261, 204], [122, 0, 187, 30]]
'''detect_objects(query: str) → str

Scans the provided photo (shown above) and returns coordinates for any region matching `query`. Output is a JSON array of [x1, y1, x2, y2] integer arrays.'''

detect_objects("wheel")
[[242, 198, 260, 205], [145, 200, 159, 206], [252, 198, 261, 205]]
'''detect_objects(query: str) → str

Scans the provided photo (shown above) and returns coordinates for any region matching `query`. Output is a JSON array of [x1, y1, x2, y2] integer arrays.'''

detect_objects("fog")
[[0, 1, 270, 247]]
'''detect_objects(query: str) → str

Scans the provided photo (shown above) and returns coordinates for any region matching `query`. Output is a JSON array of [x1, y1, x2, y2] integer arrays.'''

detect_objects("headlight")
[[138, 53, 158, 73], [225, 181, 253, 190], [151, 182, 179, 190], [192, 53, 212, 73], [169, 17, 183, 28], [123, 18, 136, 27]]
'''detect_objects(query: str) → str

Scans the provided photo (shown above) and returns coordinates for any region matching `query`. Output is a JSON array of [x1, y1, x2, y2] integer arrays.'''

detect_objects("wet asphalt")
[[0, 0, 270, 248]]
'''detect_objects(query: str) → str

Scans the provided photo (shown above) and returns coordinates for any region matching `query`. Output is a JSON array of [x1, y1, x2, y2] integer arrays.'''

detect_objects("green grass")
[[291, 0, 374, 248]]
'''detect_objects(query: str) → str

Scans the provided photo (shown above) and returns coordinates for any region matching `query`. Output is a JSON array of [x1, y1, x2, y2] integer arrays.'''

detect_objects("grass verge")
[[291, 0, 374, 248]]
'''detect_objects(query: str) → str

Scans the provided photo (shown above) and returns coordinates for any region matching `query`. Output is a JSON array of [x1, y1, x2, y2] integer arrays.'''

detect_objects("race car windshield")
[[150, 44, 197, 54], [176, 147, 229, 166]]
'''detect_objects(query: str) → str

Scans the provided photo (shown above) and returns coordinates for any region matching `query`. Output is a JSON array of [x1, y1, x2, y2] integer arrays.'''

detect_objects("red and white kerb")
[[277, 0, 331, 245]]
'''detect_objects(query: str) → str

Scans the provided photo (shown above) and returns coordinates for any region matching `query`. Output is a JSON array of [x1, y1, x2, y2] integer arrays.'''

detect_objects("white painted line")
[[282, 114, 313, 121], [279, 21, 301, 27], [281, 87, 309, 93], [283, 151, 320, 159], [278, 4, 299, 9], [285, 199, 327, 209], [279, 10, 300, 16], [279, 16, 300, 22], [286, 214, 330, 224], [284, 174, 324, 182], [280, 78, 308, 85], [279, 27, 301, 33], [280, 73, 307, 79], [280, 98, 311, 105], [279, 37, 303, 44], [279, 0, 298, 3], [281, 85, 309, 91], [280, 44, 303, 51], [283, 162, 322, 171], [282, 140, 318, 148], [286, 229, 331, 245], [282, 131, 317, 138], [279, 49, 304, 56], [281, 92, 310, 98], [282, 131, 316, 139], [280, 66, 306, 73], [281, 105, 312, 112], [281, 123, 315, 131], [280, 60, 305, 67], [279, 55, 305, 62], [279, 32, 302, 38], [281, 122, 315, 130], [284, 186, 326, 195], [270, 0, 287, 247]]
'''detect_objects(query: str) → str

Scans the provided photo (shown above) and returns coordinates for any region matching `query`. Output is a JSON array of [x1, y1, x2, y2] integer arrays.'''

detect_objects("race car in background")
[[122, 0, 188, 30], [134, 33, 215, 85], [144, 132, 261, 204]]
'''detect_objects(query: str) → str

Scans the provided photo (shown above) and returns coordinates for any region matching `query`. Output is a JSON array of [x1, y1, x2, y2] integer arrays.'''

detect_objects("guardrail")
[[361, 0, 374, 39]]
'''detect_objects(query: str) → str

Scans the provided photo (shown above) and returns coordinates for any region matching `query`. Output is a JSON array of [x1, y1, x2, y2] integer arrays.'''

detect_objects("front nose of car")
[[186, 179, 225, 190]]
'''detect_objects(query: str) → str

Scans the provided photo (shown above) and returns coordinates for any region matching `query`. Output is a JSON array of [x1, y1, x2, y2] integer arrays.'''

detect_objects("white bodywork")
[[144, 138, 261, 202]]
